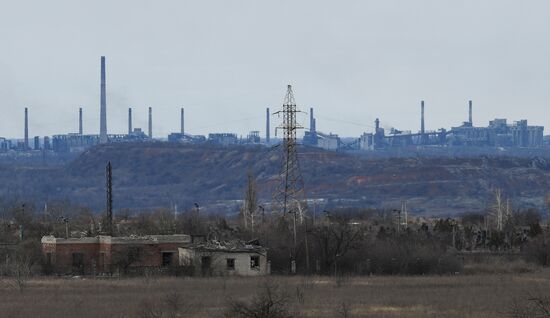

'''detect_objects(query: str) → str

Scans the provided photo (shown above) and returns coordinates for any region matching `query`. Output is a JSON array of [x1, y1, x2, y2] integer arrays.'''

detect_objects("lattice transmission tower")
[[273, 85, 307, 220]]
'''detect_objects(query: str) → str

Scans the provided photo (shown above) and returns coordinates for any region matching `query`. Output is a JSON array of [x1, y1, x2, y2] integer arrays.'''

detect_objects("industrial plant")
[[0, 57, 546, 155]]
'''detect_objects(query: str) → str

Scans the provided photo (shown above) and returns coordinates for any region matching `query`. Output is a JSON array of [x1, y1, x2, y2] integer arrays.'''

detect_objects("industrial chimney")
[[420, 100, 425, 135], [180, 107, 184, 135], [266, 107, 270, 144], [148, 107, 152, 138], [469, 100, 473, 125], [128, 108, 132, 135], [99, 56, 108, 143], [24, 107, 29, 149], [79, 107, 83, 134], [310, 107, 315, 133]]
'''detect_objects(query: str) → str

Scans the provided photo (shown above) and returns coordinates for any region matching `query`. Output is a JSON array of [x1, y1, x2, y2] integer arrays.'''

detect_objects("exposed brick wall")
[[43, 241, 184, 274], [49, 243, 99, 274]]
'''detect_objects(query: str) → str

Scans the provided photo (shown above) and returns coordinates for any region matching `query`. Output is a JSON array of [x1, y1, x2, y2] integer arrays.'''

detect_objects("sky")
[[0, 0, 549, 139]]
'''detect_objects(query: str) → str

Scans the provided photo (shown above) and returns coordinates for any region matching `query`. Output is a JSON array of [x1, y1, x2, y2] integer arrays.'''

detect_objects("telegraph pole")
[[106, 161, 113, 236]]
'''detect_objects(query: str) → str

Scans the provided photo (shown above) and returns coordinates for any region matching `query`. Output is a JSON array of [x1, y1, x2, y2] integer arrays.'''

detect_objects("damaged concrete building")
[[179, 240, 268, 276], [41, 234, 268, 276]]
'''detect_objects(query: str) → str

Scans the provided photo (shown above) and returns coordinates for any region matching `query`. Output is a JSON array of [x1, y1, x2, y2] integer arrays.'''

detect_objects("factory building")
[[449, 119, 543, 148], [52, 134, 100, 153], [168, 133, 206, 143], [126, 128, 148, 140], [317, 133, 340, 150], [208, 133, 239, 146], [33, 136, 40, 150], [246, 131, 261, 144], [359, 133, 375, 150], [0, 138, 10, 151], [316, 101, 546, 151]]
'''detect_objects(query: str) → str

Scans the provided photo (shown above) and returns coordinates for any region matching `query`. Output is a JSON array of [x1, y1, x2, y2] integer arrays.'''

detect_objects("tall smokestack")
[[469, 100, 473, 125], [148, 107, 152, 138], [266, 107, 270, 144], [310, 107, 315, 132], [420, 100, 425, 135], [128, 108, 132, 134], [180, 107, 184, 135], [24, 107, 28, 149], [99, 56, 108, 143], [79, 107, 83, 134]]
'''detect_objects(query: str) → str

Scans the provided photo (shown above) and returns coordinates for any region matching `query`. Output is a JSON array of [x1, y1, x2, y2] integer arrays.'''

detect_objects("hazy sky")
[[1, 0, 549, 139]]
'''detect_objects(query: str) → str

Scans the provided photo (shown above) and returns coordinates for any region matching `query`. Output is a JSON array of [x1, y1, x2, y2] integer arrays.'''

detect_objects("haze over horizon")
[[1, 0, 549, 139]]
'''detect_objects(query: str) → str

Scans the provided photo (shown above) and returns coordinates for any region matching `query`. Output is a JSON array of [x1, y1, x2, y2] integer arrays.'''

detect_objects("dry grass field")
[[1, 271, 549, 317]]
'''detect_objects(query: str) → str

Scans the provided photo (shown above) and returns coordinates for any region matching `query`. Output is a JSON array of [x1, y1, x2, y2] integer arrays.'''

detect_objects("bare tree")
[[2, 254, 32, 292], [224, 281, 293, 318], [241, 170, 258, 233], [335, 301, 352, 318], [311, 215, 363, 275], [509, 293, 550, 318]]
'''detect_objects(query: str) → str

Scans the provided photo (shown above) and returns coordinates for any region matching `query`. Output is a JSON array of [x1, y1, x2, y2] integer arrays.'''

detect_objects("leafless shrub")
[[335, 301, 352, 318], [295, 285, 305, 305], [220, 274, 229, 294], [135, 291, 198, 318], [1, 255, 32, 292], [509, 293, 550, 318], [299, 276, 314, 290], [335, 274, 350, 288], [138, 298, 163, 318], [223, 281, 293, 318], [163, 291, 196, 318], [143, 267, 160, 285]]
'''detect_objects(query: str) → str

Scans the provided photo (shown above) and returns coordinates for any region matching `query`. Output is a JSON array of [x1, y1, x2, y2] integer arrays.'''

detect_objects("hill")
[[1, 142, 550, 216]]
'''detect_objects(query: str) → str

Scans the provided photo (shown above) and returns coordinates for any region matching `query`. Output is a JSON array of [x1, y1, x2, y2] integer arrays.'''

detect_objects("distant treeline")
[[1, 199, 549, 277]]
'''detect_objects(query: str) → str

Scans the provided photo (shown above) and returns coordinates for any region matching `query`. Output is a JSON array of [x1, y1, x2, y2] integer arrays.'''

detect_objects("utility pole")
[[258, 205, 265, 224], [312, 200, 317, 226], [194, 203, 200, 214], [403, 202, 408, 229], [393, 209, 401, 236], [106, 161, 113, 236], [451, 220, 456, 249], [59, 216, 69, 239]]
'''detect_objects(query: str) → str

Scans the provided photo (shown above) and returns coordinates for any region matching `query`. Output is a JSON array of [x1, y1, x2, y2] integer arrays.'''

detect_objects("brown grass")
[[1, 271, 550, 317]]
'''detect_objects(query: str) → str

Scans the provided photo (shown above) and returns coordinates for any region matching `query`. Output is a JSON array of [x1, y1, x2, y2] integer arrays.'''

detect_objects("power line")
[[315, 114, 376, 130], [192, 115, 263, 131]]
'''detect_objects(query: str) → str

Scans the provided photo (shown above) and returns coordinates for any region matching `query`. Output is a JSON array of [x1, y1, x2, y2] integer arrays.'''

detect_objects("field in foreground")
[[1, 271, 550, 318]]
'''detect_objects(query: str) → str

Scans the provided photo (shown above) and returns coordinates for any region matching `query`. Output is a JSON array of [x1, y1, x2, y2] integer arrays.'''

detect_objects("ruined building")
[[41, 235, 268, 276]]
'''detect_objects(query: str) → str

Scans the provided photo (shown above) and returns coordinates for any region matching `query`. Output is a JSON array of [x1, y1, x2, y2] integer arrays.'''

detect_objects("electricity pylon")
[[273, 85, 307, 221]]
